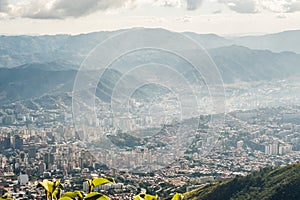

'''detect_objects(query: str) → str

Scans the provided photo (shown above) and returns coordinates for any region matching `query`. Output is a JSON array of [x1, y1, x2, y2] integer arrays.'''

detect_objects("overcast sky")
[[0, 0, 300, 35]]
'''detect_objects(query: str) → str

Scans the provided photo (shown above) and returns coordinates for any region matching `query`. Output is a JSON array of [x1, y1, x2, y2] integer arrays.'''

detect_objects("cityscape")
[[1, 0, 300, 199], [0, 84, 299, 198]]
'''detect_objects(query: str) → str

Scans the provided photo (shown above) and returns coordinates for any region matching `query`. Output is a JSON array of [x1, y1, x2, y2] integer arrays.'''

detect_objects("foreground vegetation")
[[184, 163, 300, 200], [34, 177, 183, 200], [1, 163, 300, 199]]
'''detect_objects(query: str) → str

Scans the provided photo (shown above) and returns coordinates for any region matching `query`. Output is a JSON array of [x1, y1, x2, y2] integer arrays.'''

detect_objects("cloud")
[[0, 0, 136, 19], [1, 0, 300, 20], [219, 0, 257, 13], [219, 0, 300, 14], [53, 0, 132, 17], [0, 0, 205, 19], [260, 0, 300, 13], [186, 0, 203, 10], [286, 1, 300, 12], [0, 0, 9, 12], [26, 0, 136, 19], [146, 0, 203, 10], [158, 0, 182, 8]]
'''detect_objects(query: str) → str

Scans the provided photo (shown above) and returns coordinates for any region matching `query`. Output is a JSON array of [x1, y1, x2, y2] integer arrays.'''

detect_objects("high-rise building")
[[14, 135, 23, 150], [18, 174, 29, 185], [271, 142, 279, 155], [237, 140, 244, 150], [265, 142, 279, 155], [43, 153, 55, 169]]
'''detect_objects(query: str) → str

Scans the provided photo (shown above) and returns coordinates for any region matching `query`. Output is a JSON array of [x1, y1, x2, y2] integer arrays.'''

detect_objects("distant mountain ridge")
[[183, 163, 300, 200], [15, 61, 77, 71], [183, 32, 233, 49], [232, 30, 300, 54], [1, 28, 300, 69], [1, 28, 300, 105]]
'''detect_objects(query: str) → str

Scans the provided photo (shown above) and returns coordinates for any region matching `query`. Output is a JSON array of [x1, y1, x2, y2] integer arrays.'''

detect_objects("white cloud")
[[156, 0, 182, 8], [0, 0, 136, 19], [259, 0, 289, 13], [286, 1, 300, 12], [24, 0, 136, 19], [219, 0, 300, 14], [221, 0, 257, 13], [0, 0, 9, 12], [0, 0, 207, 19], [2, 0, 299, 20], [186, 0, 203, 10]]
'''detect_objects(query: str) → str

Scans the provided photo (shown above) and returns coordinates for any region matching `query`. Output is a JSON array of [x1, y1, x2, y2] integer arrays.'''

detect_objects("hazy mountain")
[[1, 29, 300, 105], [1, 44, 300, 105], [1, 28, 299, 69], [0, 31, 118, 68], [116, 43, 300, 82], [15, 61, 77, 71], [232, 30, 300, 54], [0, 34, 70, 68], [97, 45, 300, 83], [183, 163, 300, 200], [0, 65, 170, 105], [208, 45, 300, 82], [183, 32, 233, 49], [0, 66, 76, 105]]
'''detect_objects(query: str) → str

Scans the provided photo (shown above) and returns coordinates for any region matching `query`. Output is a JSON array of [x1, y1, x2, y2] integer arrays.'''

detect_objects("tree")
[[85, 178, 115, 193], [57, 197, 73, 200], [58, 191, 84, 200], [0, 193, 13, 200], [171, 193, 184, 200], [84, 192, 110, 200], [133, 193, 158, 200], [37, 179, 63, 200]]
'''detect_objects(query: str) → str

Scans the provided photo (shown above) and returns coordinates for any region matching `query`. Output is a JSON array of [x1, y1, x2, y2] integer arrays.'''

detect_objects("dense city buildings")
[[0, 93, 299, 199]]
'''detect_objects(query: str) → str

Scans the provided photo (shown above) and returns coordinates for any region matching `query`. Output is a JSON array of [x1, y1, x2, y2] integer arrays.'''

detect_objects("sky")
[[0, 0, 300, 35]]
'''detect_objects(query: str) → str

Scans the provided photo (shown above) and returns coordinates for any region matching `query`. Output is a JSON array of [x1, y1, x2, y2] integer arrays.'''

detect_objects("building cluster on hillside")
[[0, 97, 299, 199]]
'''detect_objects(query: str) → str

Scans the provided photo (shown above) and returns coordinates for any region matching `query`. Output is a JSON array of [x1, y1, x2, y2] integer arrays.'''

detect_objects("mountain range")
[[1, 28, 300, 69], [0, 28, 300, 105]]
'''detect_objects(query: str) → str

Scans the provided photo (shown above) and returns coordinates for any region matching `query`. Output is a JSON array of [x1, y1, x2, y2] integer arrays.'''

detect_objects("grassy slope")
[[183, 163, 300, 200]]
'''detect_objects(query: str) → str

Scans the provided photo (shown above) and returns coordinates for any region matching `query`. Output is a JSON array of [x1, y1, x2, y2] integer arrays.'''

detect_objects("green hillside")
[[184, 163, 300, 200]]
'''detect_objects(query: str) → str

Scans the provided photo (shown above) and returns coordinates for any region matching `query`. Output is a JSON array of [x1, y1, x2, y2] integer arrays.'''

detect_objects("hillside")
[[0, 66, 76, 105], [1, 28, 300, 69], [184, 163, 300, 200], [208, 45, 300, 82], [1, 28, 300, 105], [233, 30, 300, 54], [2, 43, 300, 105]]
